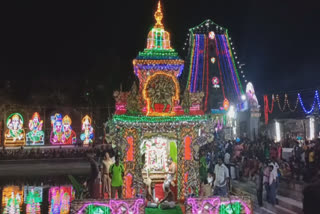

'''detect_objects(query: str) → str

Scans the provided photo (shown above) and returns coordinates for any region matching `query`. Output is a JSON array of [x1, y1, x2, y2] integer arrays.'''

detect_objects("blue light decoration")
[[298, 90, 319, 114]]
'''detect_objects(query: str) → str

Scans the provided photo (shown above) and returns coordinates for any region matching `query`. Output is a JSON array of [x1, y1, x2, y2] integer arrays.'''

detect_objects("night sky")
[[1, 0, 319, 103]]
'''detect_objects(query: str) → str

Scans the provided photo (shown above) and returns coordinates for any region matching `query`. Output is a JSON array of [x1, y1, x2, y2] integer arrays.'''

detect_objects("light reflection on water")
[[0, 176, 85, 214]]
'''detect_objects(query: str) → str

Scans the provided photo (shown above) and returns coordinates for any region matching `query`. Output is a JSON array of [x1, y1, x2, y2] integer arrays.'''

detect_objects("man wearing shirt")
[[268, 165, 277, 205], [213, 157, 229, 197], [110, 156, 125, 199]]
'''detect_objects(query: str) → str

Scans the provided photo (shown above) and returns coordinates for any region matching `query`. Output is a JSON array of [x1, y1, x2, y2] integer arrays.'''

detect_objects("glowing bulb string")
[[264, 95, 274, 125], [190, 34, 199, 92], [192, 34, 200, 92], [298, 90, 319, 114], [204, 36, 209, 112], [275, 94, 299, 112], [216, 35, 233, 98], [221, 34, 240, 97], [186, 32, 195, 91], [202, 35, 206, 92], [225, 31, 244, 94], [214, 35, 226, 99]]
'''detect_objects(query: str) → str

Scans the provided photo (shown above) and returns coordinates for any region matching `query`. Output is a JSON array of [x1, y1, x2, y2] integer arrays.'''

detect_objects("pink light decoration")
[[76, 199, 144, 214], [187, 197, 251, 214], [209, 31, 215, 40]]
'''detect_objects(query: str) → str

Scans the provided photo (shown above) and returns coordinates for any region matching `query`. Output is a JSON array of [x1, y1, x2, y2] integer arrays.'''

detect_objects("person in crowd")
[[303, 180, 320, 214], [86, 153, 100, 198], [102, 152, 114, 198], [268, 165, 277, 205], [163, 157, 177, 190], [200, 179, 213, 197], [213, 157, 229, 197], [207, 172, 214, 187], [263, 162, 270, 202], [159, 185, 176, 209], [110, 156, 125, 199], [255, 161, 264, 207]]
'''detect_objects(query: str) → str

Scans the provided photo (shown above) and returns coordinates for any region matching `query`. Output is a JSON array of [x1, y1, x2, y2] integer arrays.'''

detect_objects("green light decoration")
[[225, 30, 244, 94], [86, 205, 110, 214], [219, 202, 242, 214], [112, 114, 208, 123]]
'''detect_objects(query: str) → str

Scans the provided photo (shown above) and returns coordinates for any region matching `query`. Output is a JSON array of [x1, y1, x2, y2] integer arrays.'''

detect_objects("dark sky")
[[1, 0, 319, 100]]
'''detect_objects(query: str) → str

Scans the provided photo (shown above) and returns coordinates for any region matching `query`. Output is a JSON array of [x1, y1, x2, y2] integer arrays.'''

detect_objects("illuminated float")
[[4, 113, 26, 147], [105, 1, 216, 202], [73, 1, 253, 213], [26, 112, 45, 145]]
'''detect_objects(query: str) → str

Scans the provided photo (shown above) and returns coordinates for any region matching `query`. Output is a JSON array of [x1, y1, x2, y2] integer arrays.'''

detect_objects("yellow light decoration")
[[209, 31, 215, 40], [133, 59, 184, 65], [143, 71, 180, 116], [223, 98, 230, 111], [211, 57, 216, 64], [154, 1, 164, 29]]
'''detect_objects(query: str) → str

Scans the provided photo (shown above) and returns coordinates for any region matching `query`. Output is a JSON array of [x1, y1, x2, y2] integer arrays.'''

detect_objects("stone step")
[[277, 195, 303, 214], [278, 186, 303, 201], [233, 179, 303, 201], [232, 180, 303, 214]]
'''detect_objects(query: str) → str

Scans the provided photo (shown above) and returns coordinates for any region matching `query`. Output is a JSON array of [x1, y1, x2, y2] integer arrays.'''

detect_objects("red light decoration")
[[264, 95, 274, 125], [212, 77, 219, 86]]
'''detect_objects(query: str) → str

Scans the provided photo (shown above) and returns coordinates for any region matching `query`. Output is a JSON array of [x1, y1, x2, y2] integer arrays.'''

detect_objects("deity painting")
[[62, 115, 76, 145], [4, 113, 26, 147], [80, 115, 94, 145], [24, 186, 42, 214], [2, 186, 23, 214], [50, 113, 64, 145], [49, 186, 74, 214], [26, 112, 45, 145]]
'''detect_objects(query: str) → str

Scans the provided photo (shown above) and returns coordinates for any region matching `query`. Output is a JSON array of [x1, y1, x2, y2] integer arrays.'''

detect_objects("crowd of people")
[[198, 137, 320, 207]]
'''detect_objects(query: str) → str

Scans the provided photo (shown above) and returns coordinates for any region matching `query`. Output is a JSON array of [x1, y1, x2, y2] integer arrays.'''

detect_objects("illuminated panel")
[[50, 114, 76, 145], [143, 71, 180, 116], [309, 117, 315, 140], [275, 121, 281, 142], [48, 186, 75, 214], [76, 199, 144, 214], [80, 115, 94, 145], [26, 112, 44, 145], [125, 174, 133, 199], [184, 136, 192, 160], [2, 186, 23, 214], [126, 136, 134, 162], [187, 197, 252, 214], [85, 205, 111, 214], [24, 186, 43, 214], [4, 113, 26, 147]]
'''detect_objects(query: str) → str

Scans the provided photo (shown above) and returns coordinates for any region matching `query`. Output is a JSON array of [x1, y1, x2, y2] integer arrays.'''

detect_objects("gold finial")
[[154, 1, 164, 29]]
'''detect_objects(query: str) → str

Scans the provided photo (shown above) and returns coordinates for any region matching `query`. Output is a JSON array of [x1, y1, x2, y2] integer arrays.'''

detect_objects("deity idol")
[[80, 115, 94, 145], [62, 115, 76, 145], [50, 113, 64, 145], [4, 113, 26, 146], [26, 112, 44, 145]]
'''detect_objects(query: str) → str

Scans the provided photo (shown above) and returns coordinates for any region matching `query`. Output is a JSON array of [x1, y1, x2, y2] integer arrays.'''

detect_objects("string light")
[[275, 94, 299, 112], [298, 91, 318, 114], [264, 95, 274, 124], [113, 114, 208, 123]]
